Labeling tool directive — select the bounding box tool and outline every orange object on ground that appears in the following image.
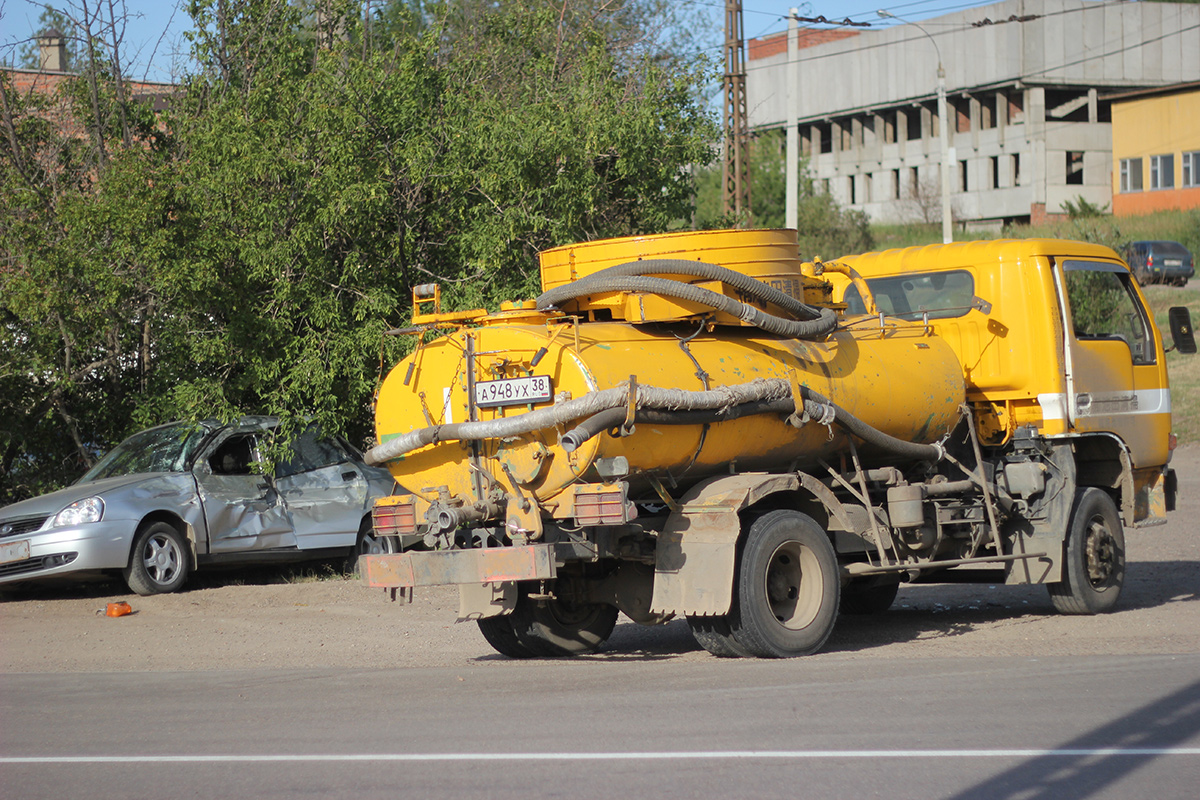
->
[105,602,132,617]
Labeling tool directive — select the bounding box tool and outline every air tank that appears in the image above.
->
[372,230,965,510]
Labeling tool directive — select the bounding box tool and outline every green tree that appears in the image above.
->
[694,129,872,259]
[0,0,716,502]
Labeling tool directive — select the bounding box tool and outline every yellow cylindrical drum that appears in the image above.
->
[375,319,964,506]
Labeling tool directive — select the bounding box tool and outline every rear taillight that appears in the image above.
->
[373,497,418,536]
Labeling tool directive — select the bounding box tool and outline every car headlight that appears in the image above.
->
[52,496,104,527]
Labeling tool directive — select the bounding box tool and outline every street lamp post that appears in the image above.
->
[878,10,952,244]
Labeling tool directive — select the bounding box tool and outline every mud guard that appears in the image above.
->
[650,473,804,617]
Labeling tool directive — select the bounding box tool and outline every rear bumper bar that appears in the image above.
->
[360,544,557,589]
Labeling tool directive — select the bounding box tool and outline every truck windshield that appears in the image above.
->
[78,422,211,483]
[843,270,976,320]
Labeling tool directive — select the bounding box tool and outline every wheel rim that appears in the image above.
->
[359,532,396,556]
[763,540,823,630]
[142,533,182,585]
[1084,514,1117,588]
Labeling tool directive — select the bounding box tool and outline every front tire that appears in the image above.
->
[1048,488,1125,614]
[124,521,190,595]
[728,510,840,658]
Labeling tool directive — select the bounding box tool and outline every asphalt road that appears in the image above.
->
[3,448,1199,799]
[3,653,1200,799]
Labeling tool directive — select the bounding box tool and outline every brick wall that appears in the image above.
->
[748,28,860,60]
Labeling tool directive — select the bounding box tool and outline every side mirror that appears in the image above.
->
[1168,306,1196,354]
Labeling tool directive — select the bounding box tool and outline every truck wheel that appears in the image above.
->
[476,614,535,659]
[840,580,900,615]
[729,510,840,658]
[1049,488,1125,615]
[686,615,752,657]
[124,521,190,595]
[509,580,619,657]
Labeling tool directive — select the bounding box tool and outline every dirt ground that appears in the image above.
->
[3,447,1198,672]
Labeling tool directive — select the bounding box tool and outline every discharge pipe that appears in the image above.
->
[366,378,947,466]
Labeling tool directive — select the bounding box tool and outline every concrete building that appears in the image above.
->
[1109,82,1200,216]
[746,0,1200,230]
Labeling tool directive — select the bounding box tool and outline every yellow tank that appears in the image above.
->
[372,230,965,517]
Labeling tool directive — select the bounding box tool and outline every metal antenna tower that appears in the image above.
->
[722,0,750,225]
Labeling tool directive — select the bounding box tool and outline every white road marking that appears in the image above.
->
[4,749,1200,763]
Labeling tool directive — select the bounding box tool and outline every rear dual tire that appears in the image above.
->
[477,582,618,658]
[725,510,840,658]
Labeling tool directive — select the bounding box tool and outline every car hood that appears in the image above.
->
[0,473,181,520]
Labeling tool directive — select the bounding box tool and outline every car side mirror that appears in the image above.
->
[1168,306,1196,354]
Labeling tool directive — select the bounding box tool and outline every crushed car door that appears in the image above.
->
[194,430,296,553]
[272,427,371,550]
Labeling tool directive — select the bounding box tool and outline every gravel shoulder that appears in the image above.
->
[3,448,1198,673]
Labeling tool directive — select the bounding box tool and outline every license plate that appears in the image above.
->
[1164,259,1183,266]
[474,376,553,408]
[0,539,30,565]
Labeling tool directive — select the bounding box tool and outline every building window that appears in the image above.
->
[1150,154,1174,190]
[991,156,1001,189]
[893,168,902,199]
[819,123,832,154]
[960,160,969,192]
[1120,158,1143,193]
[1007,91,1025,124]
[1067,151,1084,186]
[1182,151,1199,188]
[907,108,923,142]
[1012,154,1021,186]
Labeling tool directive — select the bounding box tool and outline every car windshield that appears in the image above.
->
[1153,242,1191,257]
[78,423,211,483]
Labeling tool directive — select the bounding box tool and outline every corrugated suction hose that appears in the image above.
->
[365,379,946,465]
[536,260,838,339]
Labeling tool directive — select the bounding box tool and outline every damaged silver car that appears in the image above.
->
[0,417,402,594]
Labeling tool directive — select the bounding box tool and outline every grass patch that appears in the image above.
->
[868,209,1200,257]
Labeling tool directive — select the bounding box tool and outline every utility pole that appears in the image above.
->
[785,9,799,230]
[723,0,750,225]
[878,10,953,243]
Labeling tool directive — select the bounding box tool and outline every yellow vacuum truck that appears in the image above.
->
[360,229,1195,658]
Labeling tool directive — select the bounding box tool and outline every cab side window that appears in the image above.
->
[1063,260,1153,365]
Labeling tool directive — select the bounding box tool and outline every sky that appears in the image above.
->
[1,0,992,82]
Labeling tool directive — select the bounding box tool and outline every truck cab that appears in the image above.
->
[831,239,1186,527]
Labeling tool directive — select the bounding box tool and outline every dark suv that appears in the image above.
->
[1124,240,1195,286]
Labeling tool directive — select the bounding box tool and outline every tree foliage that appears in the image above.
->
[694,129,873,260]
[0,0,716,502]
